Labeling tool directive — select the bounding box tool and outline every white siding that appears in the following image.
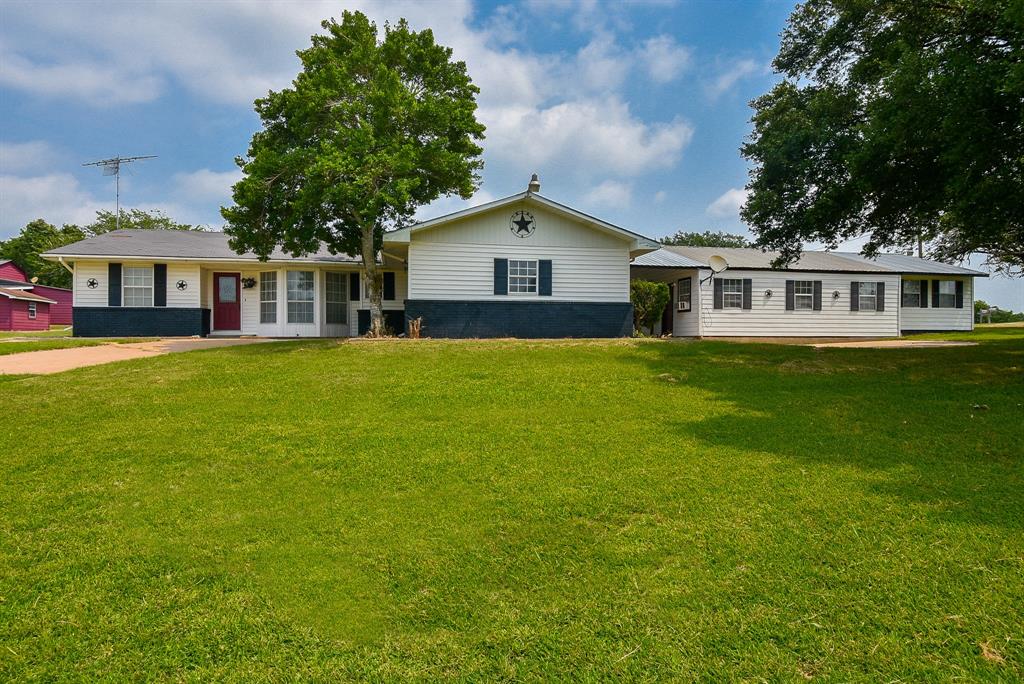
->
[409,243,629,302]
[406,201,632,303]
[73,261,107,307]
[166,263,201,307]
[697,270,901,337]
[899,277,974,331]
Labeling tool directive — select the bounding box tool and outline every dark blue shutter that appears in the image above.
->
[813,280,822,311]
[742,279,752,310]
[955,280,964,308]
[349,273,359,300]
[785,280,795,310]
[876,281,885,311]
[494,259,508,295]
[538,260,552,296]
[919,280,928,308]
[154,264,167,307]
[108,263,122,306]
[383,272,395,301]
[713,278,723,309]
[932,279,940,308]
[850,281,859,311]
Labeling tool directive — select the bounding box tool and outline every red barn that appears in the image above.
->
[0,288,55,331]
[0,259,73,327]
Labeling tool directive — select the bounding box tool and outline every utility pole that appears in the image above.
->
[82,155,157,231]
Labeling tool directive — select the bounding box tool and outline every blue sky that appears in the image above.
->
[1,0,1019,308]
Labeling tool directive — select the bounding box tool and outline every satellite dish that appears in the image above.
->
[708,255,729,273]
[30,276,39,283]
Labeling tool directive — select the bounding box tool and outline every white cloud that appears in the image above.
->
[0,140,64,174]
[639,36,692,83]
[706,58,762,100]
[0,51,164,106]
[0,173,107,233]
[582,180,632,208]
[172,168,243,203]
[654,190,667,203]
[483,98,693,179]
[706,187,748,218]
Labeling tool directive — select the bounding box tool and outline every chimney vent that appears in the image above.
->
[527,173,540,193]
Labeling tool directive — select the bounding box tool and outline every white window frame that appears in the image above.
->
[28,301,37,319]
[902,280,921,308]
[722,278,743,309]
[937,280,956,308]
[325,271,348,325]
[122,266,154,307]
[794,280,814,310]
[858,282,877,311]
[677,278,691,312]
[508,259,538,295]
[259,271,277,324]
[287,270,315,324]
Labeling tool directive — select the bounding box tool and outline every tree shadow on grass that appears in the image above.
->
[633,338,1024,531]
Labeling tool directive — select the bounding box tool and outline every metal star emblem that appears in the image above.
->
[510,211,536,237]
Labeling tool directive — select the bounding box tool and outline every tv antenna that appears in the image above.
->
[82,155,157,231]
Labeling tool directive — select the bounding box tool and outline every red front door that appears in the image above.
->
[213,273,241,331]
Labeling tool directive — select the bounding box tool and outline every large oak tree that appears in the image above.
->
[742,0,1023,274]
[222,11,485,334]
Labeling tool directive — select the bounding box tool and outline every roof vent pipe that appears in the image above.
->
[527,173,540,193]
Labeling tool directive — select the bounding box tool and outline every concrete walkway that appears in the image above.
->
[810,339,977,349]
[0,338,273,375]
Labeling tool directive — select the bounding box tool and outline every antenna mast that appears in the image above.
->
[82,155,157,231]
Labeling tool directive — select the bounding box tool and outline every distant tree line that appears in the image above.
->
[0,210,200,289]
[660,230,751,248]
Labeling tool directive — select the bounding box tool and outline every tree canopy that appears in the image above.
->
[222,10,485,334]
[0,209,199,289]
[660,230,751,248]
[742,0,1023,275]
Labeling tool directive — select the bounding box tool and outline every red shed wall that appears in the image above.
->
[0,299,10,330]
[30,284,72,325]
[5,299,50,331]
[0,262,28,281]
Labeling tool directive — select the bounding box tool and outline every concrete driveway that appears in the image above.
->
[0,338,274,375]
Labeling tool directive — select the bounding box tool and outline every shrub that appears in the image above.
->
[631,280,670,336]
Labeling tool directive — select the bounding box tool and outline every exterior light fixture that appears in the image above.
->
[764,289,773,298]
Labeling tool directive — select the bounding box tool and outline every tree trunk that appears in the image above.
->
[361,226,385,336]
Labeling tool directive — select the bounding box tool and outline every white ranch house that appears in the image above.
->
[42,180,983,339]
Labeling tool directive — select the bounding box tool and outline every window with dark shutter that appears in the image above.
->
[785,280,795,310]
[812,280,822,310]
[494,258,508,295]
[538,260,552,296]
[713,278,723,309]
[955,280,964,308]
[932,279,940,308]
[154,264,167,307]
[108,263,122,307]
[742,279,752,309]
[850,281,859,311]
[876,281,885,311]
[919,280,928,308]
[349,272,360,301]
[383,272,395,301]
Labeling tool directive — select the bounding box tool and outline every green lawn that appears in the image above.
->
[0,326,73,339]
[0,338,143,356]
[1,331,1021,680]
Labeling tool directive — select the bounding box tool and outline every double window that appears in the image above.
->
[123,266,154,307]
[858,282,878,311]
[937,280,957,308]
[325,272,348,325]
[902,280,921,307]
[722,278,743,309]
[508,259,538,294]
[677,277,691,311]
[794,280,814,310]
[259,272,277,324]
[28,302,37,319]
[287,271,314,324]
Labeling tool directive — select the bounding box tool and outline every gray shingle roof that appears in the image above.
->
[832,251,987,276]
[41,230,362,264]
[633,246,987,276]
